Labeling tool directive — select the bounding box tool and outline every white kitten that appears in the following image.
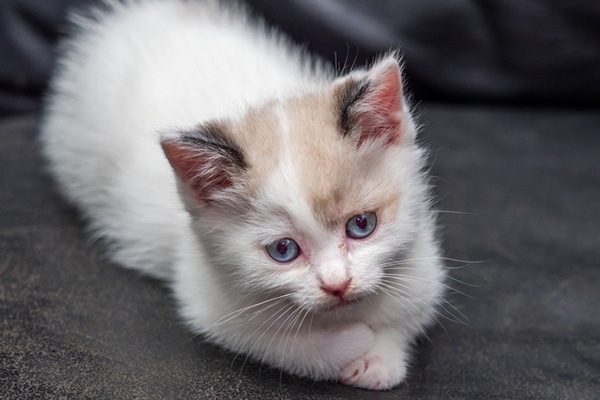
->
[41,0,445,390]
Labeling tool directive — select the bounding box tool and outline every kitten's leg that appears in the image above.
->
[252,322,375,381]
[339,327,410,390]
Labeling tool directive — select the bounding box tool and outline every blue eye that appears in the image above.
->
[346,212,377,239]
[266,238,301,263]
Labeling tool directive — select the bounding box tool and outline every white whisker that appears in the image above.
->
[205,292,293,331]
[384,273,473,298]
[239,303,297,373]
[377,283,437,343]
[379,278,469,327]
[433,210,476,216]
[379,256,485,267]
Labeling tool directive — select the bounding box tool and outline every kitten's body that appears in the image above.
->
[41,0,445,390]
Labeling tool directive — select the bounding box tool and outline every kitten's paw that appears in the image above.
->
[339,352,407,390]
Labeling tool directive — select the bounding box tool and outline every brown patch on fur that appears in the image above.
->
[196,71,403,225]
[215,104,284,193]
[284,89,349,222]
[281,84,401,230]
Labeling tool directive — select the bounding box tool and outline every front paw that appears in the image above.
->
[339,351,407,390]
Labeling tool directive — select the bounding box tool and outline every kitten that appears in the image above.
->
[41,0,445,390]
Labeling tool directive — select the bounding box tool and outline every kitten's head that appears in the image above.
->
[162,56,429,316]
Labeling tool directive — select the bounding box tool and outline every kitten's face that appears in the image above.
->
[163,57,426,315]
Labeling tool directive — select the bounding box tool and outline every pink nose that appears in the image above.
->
[321,278,351,298]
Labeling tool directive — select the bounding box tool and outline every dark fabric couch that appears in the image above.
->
[1,1,599,398]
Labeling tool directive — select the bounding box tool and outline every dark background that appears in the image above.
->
[1,0,600,116]
[1,1,599,398]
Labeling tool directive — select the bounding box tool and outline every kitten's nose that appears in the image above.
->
[321,278,351,298]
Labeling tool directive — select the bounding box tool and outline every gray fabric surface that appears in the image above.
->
[1,106,599,398]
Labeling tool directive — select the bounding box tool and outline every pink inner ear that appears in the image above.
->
[357,60,404,147]
[162,140,234,202]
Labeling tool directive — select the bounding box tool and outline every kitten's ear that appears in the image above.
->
[337,56,410,148]
[161,124,247,206]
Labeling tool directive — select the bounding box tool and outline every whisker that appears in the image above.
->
[239,303,297,374]
[292,308,311,349]
[444,274,482,289]
[433,210,476,216]
[278,307,310,387]
[277,307,307,382]
[383,273,474,298]
[379,256,485,267]
[259,305,303,381]
[230,300,293,372]
[378,283,448,339]
[377,284,437,343]
[205,292,293,331]
[379,278,470,327]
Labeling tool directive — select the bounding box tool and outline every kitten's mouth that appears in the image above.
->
[327,296,363,312]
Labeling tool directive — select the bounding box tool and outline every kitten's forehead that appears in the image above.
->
[276,89,394,222]
[224,85,398,227]
[223,87,342,184]
[282,91,361,221]
[224,103,285,180]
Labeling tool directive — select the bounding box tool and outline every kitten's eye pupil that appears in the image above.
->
[346,212,377,239]
[276,240,288,255]
[355,215,368,230]
[266,238,300,263]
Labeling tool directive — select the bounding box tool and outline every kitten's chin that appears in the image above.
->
[323,296,364,313]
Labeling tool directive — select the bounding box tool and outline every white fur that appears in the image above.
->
[41,0,445,390]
